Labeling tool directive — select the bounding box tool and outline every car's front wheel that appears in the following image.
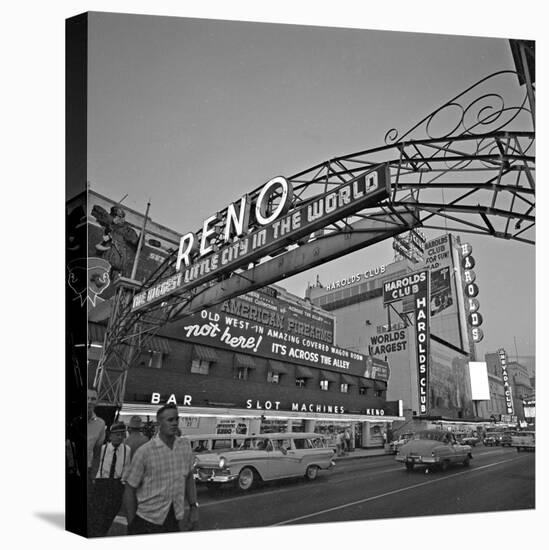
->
[237,467,257,491]
[305,465,319,481]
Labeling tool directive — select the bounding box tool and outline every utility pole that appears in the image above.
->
[513,336,519,363]
[131,200,151,280]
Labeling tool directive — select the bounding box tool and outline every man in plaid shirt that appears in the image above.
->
[124,404,199,535]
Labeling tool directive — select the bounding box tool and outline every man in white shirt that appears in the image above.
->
[124,404,199,535]
[89,421,131,537]
[87,389,106,480]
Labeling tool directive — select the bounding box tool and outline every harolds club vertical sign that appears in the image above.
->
[383,270,431,415]
[414,272,430,414]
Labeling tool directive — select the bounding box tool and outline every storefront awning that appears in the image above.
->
[194,345,218,363]
[359,378,375,388]
[320,370,340,383]
[373,380,387,390]
[235,353,257,369]
[139,335,171,354]
[295,365,314,379]
[341,374,357,386]
[268,360,290,375]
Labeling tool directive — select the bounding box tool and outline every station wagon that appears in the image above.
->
[193,432,336,490]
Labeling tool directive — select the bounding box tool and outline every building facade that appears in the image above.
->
[72,190,404,448]
[306,233,484,433]
[483,352,533,425]
[476,353,507,420]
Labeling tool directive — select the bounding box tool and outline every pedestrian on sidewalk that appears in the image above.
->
[89,421,131,537]
[344,429,351,452]
[87,389,106,481]
[336,431,345,456]
[123,404,199,535]
[125,415,149,458]
[86,388,106,537]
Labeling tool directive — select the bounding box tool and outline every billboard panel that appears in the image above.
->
[424,234,455,318]
[166,296,376,379]
[423,233,464,350]
[429,340,474,418]
[220,289,335,345]
[469,361,490,400]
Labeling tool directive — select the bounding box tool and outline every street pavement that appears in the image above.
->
[333,446,388,461]
[104,444,534,537]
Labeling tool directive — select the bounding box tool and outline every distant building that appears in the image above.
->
[306,233,481,432]
[483,351,533,425]
[507,359,534,422]
[482,352,509,420]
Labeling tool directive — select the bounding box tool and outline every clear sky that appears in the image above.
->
[87,12,535,364]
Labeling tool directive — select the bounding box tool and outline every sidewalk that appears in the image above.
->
[333,447,391,462]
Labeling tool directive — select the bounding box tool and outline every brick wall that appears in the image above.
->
[123,337,390,414]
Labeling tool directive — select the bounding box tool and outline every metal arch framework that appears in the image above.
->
[94,69,535,407]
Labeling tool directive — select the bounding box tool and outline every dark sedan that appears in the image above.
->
[483,433,503,446]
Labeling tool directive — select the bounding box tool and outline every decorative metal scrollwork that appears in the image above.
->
[384,70,533,145]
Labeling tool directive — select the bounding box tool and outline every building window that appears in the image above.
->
[190,358,210,375]
[375,389,384,398]
[320,380,329,391]
[142,351,163,369]
[340,383,349,393]
[267,371,280,384]
[295,377,306,388]
[359,387,367,395]
[236,367,249,380]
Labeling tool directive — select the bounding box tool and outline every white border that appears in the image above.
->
[5,2,544,550]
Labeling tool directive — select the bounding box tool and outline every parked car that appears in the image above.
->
[483,432,503,446]
[389,432,414,454]
[395,430,473,472]
[193,433,336,491]
[458,434,480,447]
[510,431,535,452]
[500,431,517,447]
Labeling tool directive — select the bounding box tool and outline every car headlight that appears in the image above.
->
[219,456,226,469]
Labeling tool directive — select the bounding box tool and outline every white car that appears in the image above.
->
[510,431,535,452]
[389,432,414,454]
[193,433,336,491]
